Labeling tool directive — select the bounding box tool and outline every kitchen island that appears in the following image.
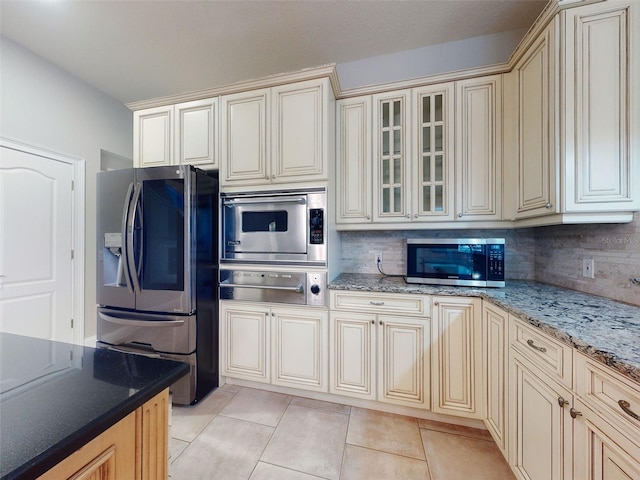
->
[0,333,189,480]
[329,274,640,384]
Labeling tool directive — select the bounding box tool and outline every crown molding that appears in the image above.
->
[126,63,340,111]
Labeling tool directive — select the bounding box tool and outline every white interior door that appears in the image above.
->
[0,145,75,343]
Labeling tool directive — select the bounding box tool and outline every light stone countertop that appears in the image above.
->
[328,274,640,385]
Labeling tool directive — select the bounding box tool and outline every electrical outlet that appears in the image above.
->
[583,258,594,278]
[374,252,383,265]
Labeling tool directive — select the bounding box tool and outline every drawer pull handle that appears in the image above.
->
[558,396,569,408]
[370,301,385,306]
[527,339,547,353]
[618,400,640,421]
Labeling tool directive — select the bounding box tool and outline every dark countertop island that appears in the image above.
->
[328,275,640,385]
[0,333,189,480]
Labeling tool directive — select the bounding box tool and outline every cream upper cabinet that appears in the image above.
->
[413,83,455,221]
[372,89,412,222]
[335,96,372,224]
[221,88,270,185]
[175,98,218,168]
[482,302,509,459]
[507,19,558,219]
[133,99,218,169]
[455,75,503,221]
[221,78,333,189]
[431,296,483,419]
[562,0,639,212]
[505,0,639,223]
[329,291,430,409]
[134,105,173,168]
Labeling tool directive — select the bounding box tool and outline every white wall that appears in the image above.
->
[0,36,133,339]
[337,29,526,91]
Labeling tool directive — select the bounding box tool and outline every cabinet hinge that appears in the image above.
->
[71,250,74,260]
[71,180,74,190]
[71,318,74,329]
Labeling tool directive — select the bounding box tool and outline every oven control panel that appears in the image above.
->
[309,208,324,245]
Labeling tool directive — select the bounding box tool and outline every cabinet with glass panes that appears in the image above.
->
[371,85,454,223]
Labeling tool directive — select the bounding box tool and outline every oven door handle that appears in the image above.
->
[220,282,304,293]
[98,312,185,327]
[223,197,306,206]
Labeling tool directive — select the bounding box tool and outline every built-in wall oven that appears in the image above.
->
[221,188,326,266]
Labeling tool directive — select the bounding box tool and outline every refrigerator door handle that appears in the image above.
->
[98,311,186,327]
[126,182,142,294]
[121,182,136,294]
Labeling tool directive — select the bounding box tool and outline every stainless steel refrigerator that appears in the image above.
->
[96,165,218,405]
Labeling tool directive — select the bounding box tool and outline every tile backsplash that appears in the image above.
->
[533,212,640,307]
[339,212,640,306]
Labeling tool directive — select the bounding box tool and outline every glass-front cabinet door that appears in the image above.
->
[372,90,411,222]
[413,84,454,221]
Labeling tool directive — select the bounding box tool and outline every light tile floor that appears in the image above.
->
[169,385,514,480]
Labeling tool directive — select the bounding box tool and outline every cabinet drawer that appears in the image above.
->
[575,352,640,447]
[510,318,572,388]
[330,290,428,317]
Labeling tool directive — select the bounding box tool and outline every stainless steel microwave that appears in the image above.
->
[406,238,505,287]
[221,188,326,265]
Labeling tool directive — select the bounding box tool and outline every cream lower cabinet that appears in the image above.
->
[510,351,574,480]
[432,296,483,419]
[573,352,640,480]
[329,291,430,409]
[482,302,509,457]
[220,301,328,392]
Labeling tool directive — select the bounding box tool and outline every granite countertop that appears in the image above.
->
[0,333,190,480]
[328,274,640,385]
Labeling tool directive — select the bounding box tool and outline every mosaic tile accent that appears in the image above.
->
[328,274,640,385]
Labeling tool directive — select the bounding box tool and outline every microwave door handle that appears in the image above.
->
[126,182,142,294]
[120,182,135,294]
[220,282,304,293]
[223,197,307,206]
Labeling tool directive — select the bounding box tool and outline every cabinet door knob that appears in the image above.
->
[406,214,410,218]
[458,213,463,218]
[271,174,276,180]
[415,214,418,218]
[367,215,371,220]
[545,203,553,209]
[434,301,439,306]
[570,408,582,419]
[527,339,547,353]
[618,400,640,420]
[558,396,569,408]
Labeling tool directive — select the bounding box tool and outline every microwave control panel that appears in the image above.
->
[309,208,324,244]
[487,244,505,281]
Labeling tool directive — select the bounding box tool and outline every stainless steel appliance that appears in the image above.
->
[406,238,505,287]
[220,269,326,306]
[96,165,219,405]
[221,188,326,265]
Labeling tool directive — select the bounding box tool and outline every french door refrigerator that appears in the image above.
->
[96,165,218,405]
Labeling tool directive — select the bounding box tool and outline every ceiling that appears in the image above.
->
[0,0,548,104]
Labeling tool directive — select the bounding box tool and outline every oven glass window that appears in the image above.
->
[242,211,288,232]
